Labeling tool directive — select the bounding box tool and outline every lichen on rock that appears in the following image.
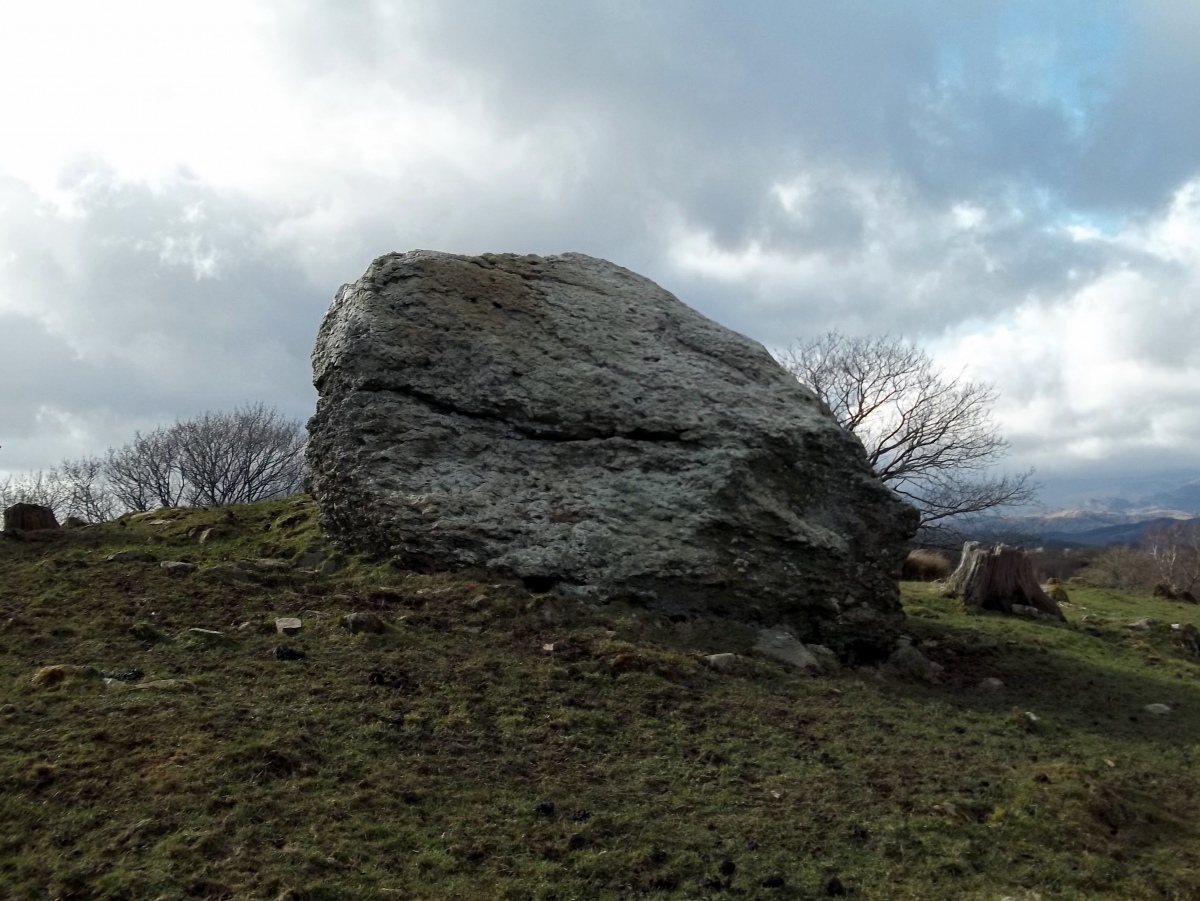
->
[305,250,918,658]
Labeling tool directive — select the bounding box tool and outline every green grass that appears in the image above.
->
[3,500,1200,899]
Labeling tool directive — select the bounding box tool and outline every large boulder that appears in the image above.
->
[3,503,60,532]
[305,251,918,657]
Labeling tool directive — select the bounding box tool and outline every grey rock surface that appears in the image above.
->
[306,250,918,656]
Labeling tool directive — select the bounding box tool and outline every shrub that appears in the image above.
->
[902,548,952,581]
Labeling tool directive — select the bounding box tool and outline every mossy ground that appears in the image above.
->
[2,499,1199,899]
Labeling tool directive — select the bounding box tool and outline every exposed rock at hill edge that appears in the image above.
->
[305,250,918,658]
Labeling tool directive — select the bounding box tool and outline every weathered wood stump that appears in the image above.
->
[947,542,1065,620]
[3,503,60,532]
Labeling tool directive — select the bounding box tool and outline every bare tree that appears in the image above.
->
[1145,520,1200,595]
[4,404,304,518]
[105,426,188,511]
[58,456,119,522]
[778,332,1036,540]
[0,468,71,514]
[175,404,305,506]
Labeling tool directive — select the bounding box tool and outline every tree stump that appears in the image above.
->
[947,542,1065,620]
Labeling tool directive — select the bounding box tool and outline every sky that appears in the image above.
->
[2,0,1199,508]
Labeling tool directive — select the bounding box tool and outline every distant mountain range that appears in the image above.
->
[975,476,1200,547]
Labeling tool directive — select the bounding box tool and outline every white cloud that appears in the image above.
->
[930,177,1200,474]
[1,0,1200,505]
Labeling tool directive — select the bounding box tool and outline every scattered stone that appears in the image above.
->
[534,800,556,816]
[886,641,943,683]
[699,876,723,890]
[183,628,230,647]
[824,875,847,896]
[160,561,197,576]
[198,527,226,544]
[342,612,386,634]
[1180,623,1200,658]
[1128,618,1156,630]
[319,558,342,576]
[272,645,306,661]
[1145,703,1172,715]
[703,653,741,673]
[106,550,157,564]
[753,628,831,674]
[31,665,100,688]
[718,860,736,877]
[63,515,88,528]
[760,875,785,889]
[1016,711,1040,732]
[305,250,918,658]
[275,617,303,636]
[978,677,1005,692]
[3,503,59,532]
[100,668,144,683]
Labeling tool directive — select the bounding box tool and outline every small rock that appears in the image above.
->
[275,617,303,636]
[718,860,736,877]
[63,515,88,528]
[978,677,1005,692]
[534,800,555,816]
[887,643,943,683]
[1145,703,1172,715]
[272,645,306,661]
[106,550,157,564]
[703,653,740,673]
[1128,618,1156,630]
[319,557,342,576]
[753,627,829,674]
[760,875,785,889]
[187,627,225,639]
[1179,623,1200,658]
[160,561,197,576]
[100,668,144,683]
[1016,711,1040,732]
[342,612,386,634]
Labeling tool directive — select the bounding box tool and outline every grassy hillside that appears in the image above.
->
[2,498,1199,900]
